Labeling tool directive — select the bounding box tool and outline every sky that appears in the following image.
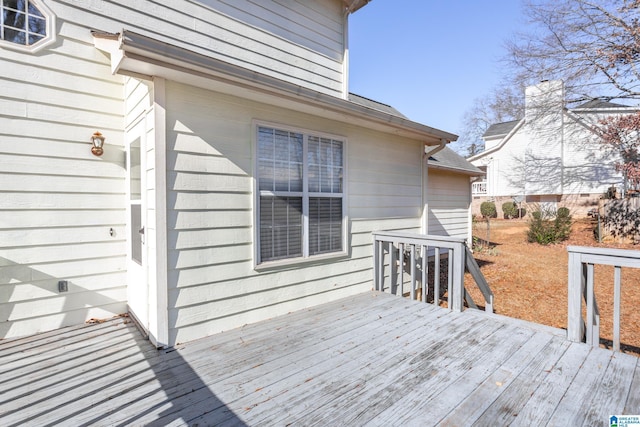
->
[348,0,527,150]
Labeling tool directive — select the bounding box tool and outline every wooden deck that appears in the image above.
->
[1,291,639,426]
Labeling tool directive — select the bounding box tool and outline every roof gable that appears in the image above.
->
[572,99,629,110]
[483,120,521,139]
[348,93,407,118]
[429,146,483,176]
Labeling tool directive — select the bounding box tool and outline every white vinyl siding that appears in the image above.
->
[428,170,472,240]
[256,125,345,263]
[53,0,346,97]
[0,8,126,339]
[164,81,423,345]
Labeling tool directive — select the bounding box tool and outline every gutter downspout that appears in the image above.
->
[422,138,449,234]
[425,138,448,158]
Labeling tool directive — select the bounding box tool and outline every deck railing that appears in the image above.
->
[372,231,493,313]
[472,181,487,195]
[567,245,640,352]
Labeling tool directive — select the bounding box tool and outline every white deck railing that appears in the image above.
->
[567,245,640,352]
[372,231,493,312]
[472,181,487,195]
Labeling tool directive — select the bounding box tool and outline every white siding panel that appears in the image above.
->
[0,257,126,284]
[171,228,252,251]
[428,170,472,240]
[169,192,252,211]
[0,15,127,339]
[171,152,249,176]
[0,173,123,194]
[0,154,125,178]
[0,210,125,229]
[2,288,126,321]
[169,210,253,230]
[0,226,125,248]
[52,0,345,97]
[164,81,424,345]
[0,272,126,301]
[192,0,343,56]
[1,193,124,210]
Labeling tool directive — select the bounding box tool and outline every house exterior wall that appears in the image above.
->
[478,117,621,200]
[561,116,621,196]
[0,5,127,339]
[2,0,465,345]
[427,170,473,242]
[164,80,424,344]
[55,0,347,98]
[523,81,564,196]
[471,81,626,216]
[483,130,529,199]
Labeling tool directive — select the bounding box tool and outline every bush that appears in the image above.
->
[480,201,497,218]
[557,207,570,218]
[502,201,518,219]
[527,207,572,245]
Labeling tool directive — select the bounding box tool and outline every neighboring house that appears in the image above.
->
[468,80,638,216]
[0,0,475,347]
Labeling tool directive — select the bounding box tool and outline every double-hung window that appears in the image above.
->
[257,125,345,264]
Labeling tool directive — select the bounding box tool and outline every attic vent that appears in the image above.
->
[0,0,56,52]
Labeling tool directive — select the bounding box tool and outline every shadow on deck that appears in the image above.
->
[1,291,639,426]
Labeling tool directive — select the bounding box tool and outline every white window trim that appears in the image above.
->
[0,0,56,53]
[253,120,349,269]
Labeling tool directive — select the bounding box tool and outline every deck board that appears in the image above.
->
[1,291,638,426]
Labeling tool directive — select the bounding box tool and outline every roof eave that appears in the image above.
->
[344,0,371,13]
[93,30,456,145]
[570,106,638,113]
[428,162,484,176]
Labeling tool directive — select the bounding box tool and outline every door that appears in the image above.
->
[126,123,148,331]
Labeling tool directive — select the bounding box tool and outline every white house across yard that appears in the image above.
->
[469,80,638,216]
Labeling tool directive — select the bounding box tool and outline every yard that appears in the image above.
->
[466,217,640,355]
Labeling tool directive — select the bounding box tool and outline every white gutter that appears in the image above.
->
[424,138,448,158]
[93,30,457,145]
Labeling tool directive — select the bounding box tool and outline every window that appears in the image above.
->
[0,0,55,52]
[257,125,345,264]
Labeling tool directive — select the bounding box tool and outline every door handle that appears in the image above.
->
[139,226,145,244]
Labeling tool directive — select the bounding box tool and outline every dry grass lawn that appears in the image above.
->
[465,217,640,356]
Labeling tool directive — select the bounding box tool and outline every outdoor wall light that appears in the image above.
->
[91,131,105,156]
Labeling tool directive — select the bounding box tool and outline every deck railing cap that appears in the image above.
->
[567,245,640,260]
[372,230,467,244]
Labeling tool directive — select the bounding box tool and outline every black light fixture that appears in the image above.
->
[91,131,105,156]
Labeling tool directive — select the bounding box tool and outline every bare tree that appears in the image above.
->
[504,0,640,105]
[456,85,525,157]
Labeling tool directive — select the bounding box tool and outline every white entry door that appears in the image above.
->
[126,123,148,332]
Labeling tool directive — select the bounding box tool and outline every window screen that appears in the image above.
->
[257,126,345,263]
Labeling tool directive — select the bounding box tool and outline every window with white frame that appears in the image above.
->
[257,125,345,263]
[0,0,56,52]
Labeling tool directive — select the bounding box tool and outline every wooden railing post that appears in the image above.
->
[450,241,465,312]
[567,245,640,351]
[567,250,583,342]
[373,237,379,291]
